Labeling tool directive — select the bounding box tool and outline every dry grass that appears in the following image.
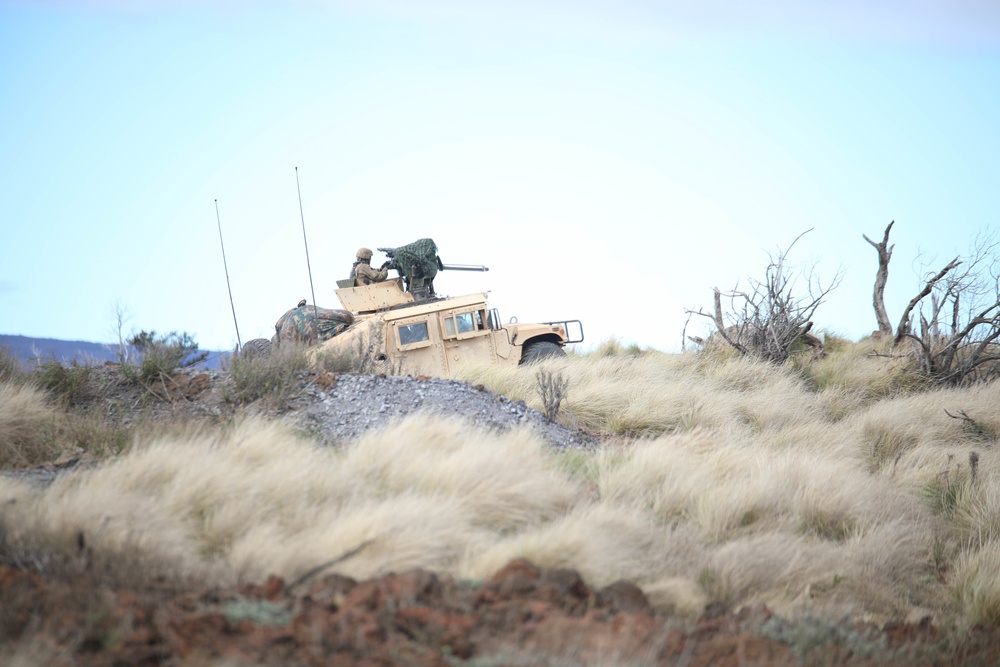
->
[224,341,311,404]
[953,543,1000,625]
[6,336,1000,628]
[457,351,822,439]
[0,382,62,469]
[0,346,27,385]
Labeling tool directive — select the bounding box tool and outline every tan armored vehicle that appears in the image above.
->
[316,238,583,377]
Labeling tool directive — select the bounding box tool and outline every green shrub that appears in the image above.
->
[120,331,207,385]
[32,359,93,406]
[225,342,310,404]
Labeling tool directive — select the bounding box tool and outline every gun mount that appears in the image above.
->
[377,238,487,300]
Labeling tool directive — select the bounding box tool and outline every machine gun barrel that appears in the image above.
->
[440,263,489,272]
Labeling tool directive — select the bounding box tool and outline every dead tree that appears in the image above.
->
[686,230,838,363]
[864,222,1000,385]
[863,220,895,338]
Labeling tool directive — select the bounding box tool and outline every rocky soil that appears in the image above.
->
[4,365,1000,665]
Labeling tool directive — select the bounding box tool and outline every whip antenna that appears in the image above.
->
[215,199,242,351]
[294,167,320,337]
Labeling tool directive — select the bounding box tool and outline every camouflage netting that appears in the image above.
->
[273,305,354,346]
[384,238,440,292]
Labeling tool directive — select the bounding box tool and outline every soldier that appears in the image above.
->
[352,247,389,286]
[274,299,354,347]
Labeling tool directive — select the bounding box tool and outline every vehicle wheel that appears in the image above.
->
[241,338,273,358]
[519,341,567,365]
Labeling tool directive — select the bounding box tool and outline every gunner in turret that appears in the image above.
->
[351,247,389,286]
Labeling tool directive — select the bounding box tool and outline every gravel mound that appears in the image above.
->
[292,373,597,451]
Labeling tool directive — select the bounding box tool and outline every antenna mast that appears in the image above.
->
[295,167,320,335]
[214,199,242,351]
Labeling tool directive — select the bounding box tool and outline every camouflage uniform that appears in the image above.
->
[354,260,388,286]
[273,303,354,347]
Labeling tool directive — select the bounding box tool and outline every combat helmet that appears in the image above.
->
[356,247,373,261]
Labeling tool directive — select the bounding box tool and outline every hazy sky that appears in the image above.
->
[2,1,998,353]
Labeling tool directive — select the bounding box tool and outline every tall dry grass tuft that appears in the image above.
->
[852,382,1000,480]
[343,416,580,531]
[0,346,27,385]
[948,463,1000,549]
[458,504,667,587]
[592,428,938,616]
[589,337,645,357]
[798,336,922,400]
[953,544,1000,625]
[698,533,840,609]
[595,432,926,540]
[0,383,62,468]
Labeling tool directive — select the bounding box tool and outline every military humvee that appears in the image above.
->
[316,238,584,377]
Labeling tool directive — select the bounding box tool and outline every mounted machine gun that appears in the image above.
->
[378,238,487,300]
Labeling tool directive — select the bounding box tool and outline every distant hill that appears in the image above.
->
[0,334,226,370]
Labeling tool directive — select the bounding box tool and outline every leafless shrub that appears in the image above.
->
[687,230,838,363]
[866,222,1000,386]
[535,368,569,421]
[110,301,132,365]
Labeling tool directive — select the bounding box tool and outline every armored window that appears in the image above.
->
[444,312,476,337]
[397,321,430,345]
[457,313,475,333]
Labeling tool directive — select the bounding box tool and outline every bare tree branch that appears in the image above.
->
[863,220,895,337]
[712,288,748,355]
[893,258,961,346]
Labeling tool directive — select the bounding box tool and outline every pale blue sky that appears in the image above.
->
[1,1,998,352]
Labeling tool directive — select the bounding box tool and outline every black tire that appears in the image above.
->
[241,338,273,358]
[519,340,567,365]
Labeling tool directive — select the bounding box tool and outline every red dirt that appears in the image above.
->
[3,559,998,666]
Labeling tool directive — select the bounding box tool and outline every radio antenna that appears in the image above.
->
[295,167,320,337]
[214,199,242,351]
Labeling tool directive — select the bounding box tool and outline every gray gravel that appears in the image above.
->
[290,373,597,451]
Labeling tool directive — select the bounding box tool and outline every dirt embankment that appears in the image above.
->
[5,557,998,666]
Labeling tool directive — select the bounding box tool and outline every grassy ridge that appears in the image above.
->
[2,338,1000,627]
